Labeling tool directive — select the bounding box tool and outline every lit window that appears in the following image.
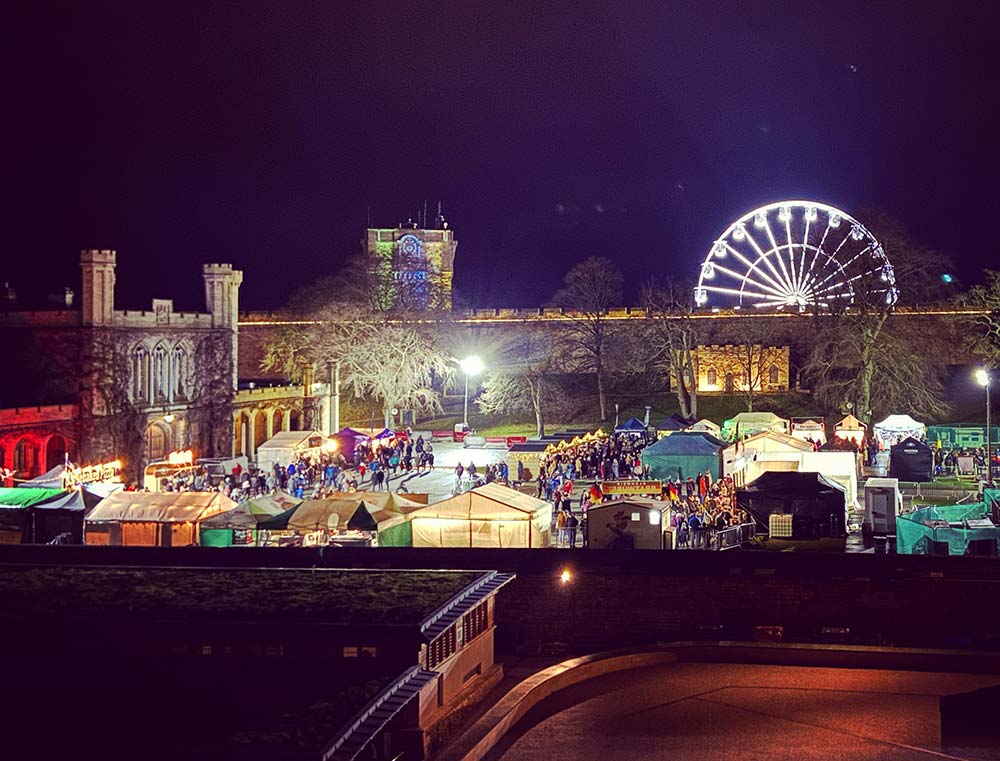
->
[343,646,359,658]
[361,646,377,658]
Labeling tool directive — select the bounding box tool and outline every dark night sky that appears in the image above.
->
[5,1,1000,311]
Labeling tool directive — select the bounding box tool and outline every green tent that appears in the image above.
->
[0,488,65,507]
[199,491,302,546]
[640,432,725,481]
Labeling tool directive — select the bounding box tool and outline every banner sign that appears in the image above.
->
[61,460,122,489]
[598,480,663,496]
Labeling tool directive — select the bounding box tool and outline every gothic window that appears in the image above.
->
[769,365,780,384]
[706,367,717,386]
[133,348,148,401]
[171,347,186,399]
[153,346,166,401]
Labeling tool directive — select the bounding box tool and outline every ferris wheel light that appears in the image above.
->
[805,207,818,222]
[714,242,727,257]
[701,262,716,279]
[850,224,864,241]
[694,287,708,306]
[754,212,767,228]
[778,206,792,222]
[829,214,841,228]
[733,224,747,241]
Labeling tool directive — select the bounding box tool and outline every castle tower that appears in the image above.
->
[363,219,456,308]
[202,263,244,389]
[80,249,117,326]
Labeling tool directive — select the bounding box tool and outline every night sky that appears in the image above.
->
[6,1,1000,311]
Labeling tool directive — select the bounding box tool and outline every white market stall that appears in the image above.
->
[255,430,330,469]
[790,419,827,446]
[833,414,867,447]
[410,482,552,548]
[722,412,790,442]
[686,419,722,438]
[85,491,235,546]
[873,415,926,448]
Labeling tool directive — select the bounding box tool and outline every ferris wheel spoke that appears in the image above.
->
[784,217,799,292]
[807,246,872,292]
[721,244,793,296]
[741,229,793,293]
[803,223,832,288]
[710,262,793,299]
[798,216,812,291]
[700,285,773,301]
[761,217,795,294]
[811,269,876,297]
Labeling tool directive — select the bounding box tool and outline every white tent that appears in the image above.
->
[790,419,827,445]
[255,430,328,468]
[724,412,790,441]
[410,483,552,548]
[833,414,867,446]
[874,415,926,446]
[85,491,236,546]
[686,419,722,437]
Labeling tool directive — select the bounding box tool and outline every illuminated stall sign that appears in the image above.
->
[61,460,122,489]
[598,480,663,496]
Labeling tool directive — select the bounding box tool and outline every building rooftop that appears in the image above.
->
[0,566,486,626]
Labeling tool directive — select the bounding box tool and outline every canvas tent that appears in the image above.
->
[85,491,235,546]
[614,417,648,436]
[199,491,301,546]
[833,414,867,446]
[332,427,370,463]
[255,430,328,468]
[409,483,552,548]
[29,487,103,543]
[874,415,926,446]
[655,415,690,436]
[889,437,933,482]
[0,487,90,544]
[790,419,827,445]
[722,412,790,441]
[686,419,722,437]
[640,432,725,481]
[586,499,672,549]
[736,472,847,539]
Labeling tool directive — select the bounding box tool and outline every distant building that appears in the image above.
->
[363,216,457,308]
[691,344,791,394]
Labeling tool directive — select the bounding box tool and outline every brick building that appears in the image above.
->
[363,219,457,308]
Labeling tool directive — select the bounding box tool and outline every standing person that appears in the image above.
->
[517,460,524,483]
[374,468,385,491]
[555,508,567,547]
[566,509,579,548]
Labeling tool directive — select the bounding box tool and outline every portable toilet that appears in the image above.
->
[863,477,902,548]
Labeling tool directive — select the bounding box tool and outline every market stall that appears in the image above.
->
[254,430,331,469]
[874,414,926,448]
[655,414,692,437]
[686,419,722,438]
[199,491,301,547]
[585,498,672,549]
[640,431,726,482]
[614,417,649,437]
[506,441,550,481]
[889,436,933,482]
[85,491,235,546]
[332,427,371,464]
[736,471,847,540]
[790,419,827,446]
[833,414,867,447]
[28,487,103,543]
[0,487,68,544]
[409,482,552,548]
[721,412,790,441]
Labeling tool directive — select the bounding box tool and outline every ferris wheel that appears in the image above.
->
[694,201,897,311]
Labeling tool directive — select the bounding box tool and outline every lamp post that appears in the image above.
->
[460,355,485,429]
[977,369,992,485]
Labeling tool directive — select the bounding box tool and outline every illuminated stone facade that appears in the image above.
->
[363,226,456,307]
[692,344,791,394]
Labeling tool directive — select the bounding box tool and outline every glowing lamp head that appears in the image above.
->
[559,569,572,584]
[460,355,484,376]
[977,369,990,388]
[163,413,175,423]
[942,273,953,284]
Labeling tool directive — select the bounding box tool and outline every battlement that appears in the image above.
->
[80,249,117,265]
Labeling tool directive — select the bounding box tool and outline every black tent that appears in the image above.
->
[737,472,847,539]
[30,487,104,543]
[889,437,933,482]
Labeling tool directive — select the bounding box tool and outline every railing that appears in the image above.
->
[714,522,756,550]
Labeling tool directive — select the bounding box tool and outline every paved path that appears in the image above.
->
[487,663,1000,761]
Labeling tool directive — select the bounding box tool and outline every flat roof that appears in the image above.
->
[0,566,486,627]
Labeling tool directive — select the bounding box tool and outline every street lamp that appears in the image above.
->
[460,355,485,429]
[977,369,992,485]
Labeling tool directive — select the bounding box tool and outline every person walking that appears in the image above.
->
[566,510,579,548]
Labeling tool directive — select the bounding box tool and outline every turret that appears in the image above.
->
[80,249,116,325]
[202,263,243,389]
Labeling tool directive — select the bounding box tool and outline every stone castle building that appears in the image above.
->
[363,218,457,307]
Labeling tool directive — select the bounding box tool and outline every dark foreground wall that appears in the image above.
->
[3,545,1000,651]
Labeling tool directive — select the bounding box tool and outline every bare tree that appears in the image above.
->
[476,328,570,436]
[721,318,787,412]
[961,269,1000,365]
[641,278,701,419]
[800,212,953,426]
[550,257,624,421]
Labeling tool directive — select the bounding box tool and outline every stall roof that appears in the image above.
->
[615,417,648,432]
[835,414,867,431]
[0,487,66,507]
[875,414,925,432]
[201,491,301,528]
[643,431,726,455]
[257,430,326,449]
[735,430,814,452]
[259,498,360,531]
[33,487,104,512]
[508,441,552,453]
[86,491,236,523]
[412,483,550,521]
[328,491,425,514]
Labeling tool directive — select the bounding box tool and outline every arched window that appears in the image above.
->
[706,367,717,386]
[153,346,167,401]
[769,365,780,384]
[133,348,148,401]
[13,438,37,475]
[171,347,186,400]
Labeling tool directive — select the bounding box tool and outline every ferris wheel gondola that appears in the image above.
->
[694,201,897,311]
